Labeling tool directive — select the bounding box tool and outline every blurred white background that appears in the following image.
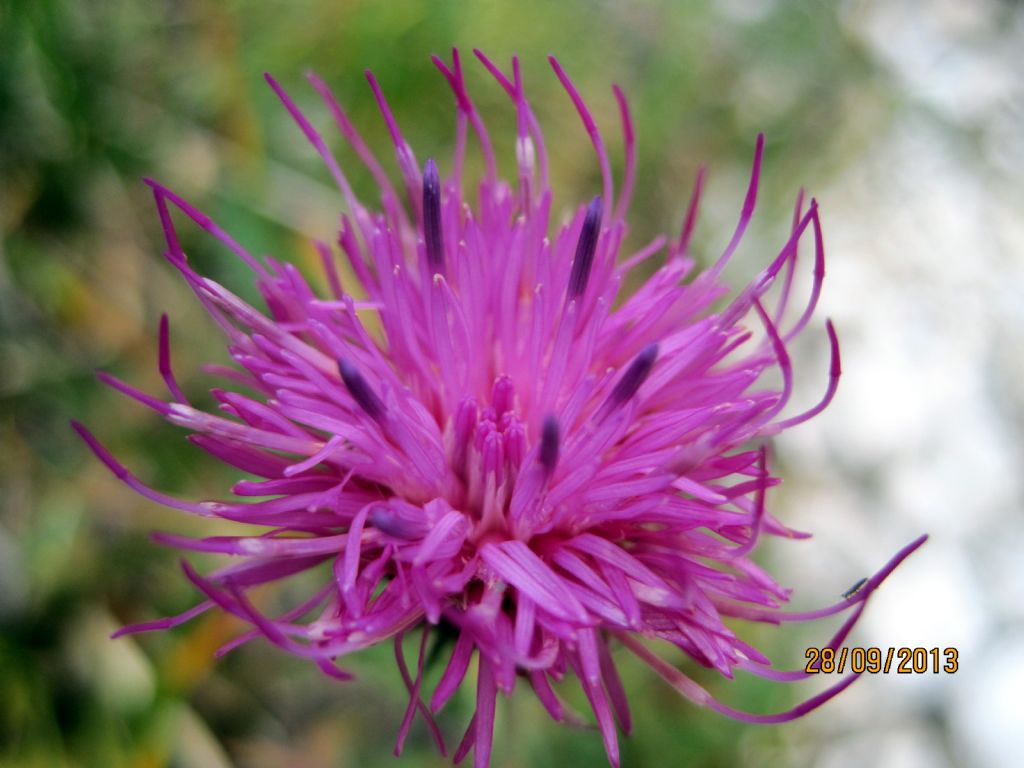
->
[773,2,1024,766]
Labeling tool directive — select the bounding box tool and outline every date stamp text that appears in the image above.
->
[804,647,958,674]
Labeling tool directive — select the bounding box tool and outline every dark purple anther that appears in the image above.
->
[338,359,385,421]
[369,505,427,540]
[423,158,444,274]
[567,196,602,299]
[539,415,560,474]
[609,343,658,406]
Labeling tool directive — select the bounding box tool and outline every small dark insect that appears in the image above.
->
[842,577,868,599]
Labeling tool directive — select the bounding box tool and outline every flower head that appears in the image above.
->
[75,50,925,767]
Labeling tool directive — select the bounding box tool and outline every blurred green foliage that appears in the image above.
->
[1,0,896,766]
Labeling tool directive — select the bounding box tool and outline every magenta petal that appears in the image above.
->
[473,656,498,768]
[111,600,214,638]
[432,631,475,713]
[481,541,588,624]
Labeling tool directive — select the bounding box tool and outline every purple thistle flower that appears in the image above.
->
[75,50,926,767]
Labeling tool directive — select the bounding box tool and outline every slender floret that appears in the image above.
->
[76,51,926,768]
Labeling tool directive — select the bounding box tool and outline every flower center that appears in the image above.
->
[451,375,528,541]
